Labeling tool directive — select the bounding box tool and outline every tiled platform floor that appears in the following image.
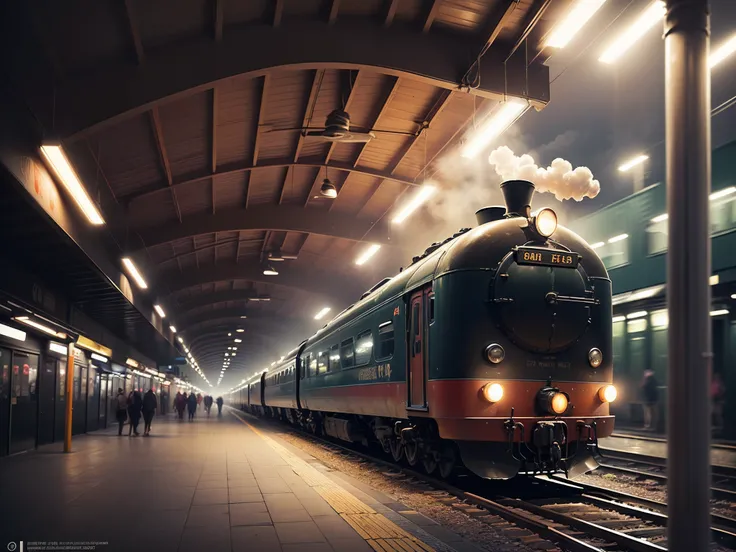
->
[601,434,736,467]
[0,409,478,552]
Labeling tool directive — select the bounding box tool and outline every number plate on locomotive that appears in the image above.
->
[515,247,580,268]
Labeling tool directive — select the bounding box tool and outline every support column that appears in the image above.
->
[664,1,711,551]
[64,342,75,452]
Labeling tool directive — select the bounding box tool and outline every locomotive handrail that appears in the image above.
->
[545,292,599,306]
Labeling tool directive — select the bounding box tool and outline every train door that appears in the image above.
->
[0,347,10,456]
[72,361,87,435]
[98,373,108,429]
[407,288,430,409]
[9,351,39,454]
[38,356,56,445]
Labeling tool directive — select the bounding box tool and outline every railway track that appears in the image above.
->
[235,410,736,551]
[596,449,736,501]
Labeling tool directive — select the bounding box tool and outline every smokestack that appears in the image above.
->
[501,179,535,217]
[475,206,506,226]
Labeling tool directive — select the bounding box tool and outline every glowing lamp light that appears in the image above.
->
[710,34,736,69]
[533,208,557,237]
[618,154,649,172]
[599,0,666,64]
[314,307,331,320]
[13,316,67,339]
[546,0,607,49]
[355,244,381,266]
[461,101,528,159]
[40,144,105,225]
[154,304,166,318]
[121,258,148,289]
[550,393,569,414]
[598,385,618,403]
[482,383,504,403]
[391,185,437,224]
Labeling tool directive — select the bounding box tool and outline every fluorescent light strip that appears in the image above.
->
[612,315,626,323]
[618,154,649,172]
[590,242,605,249]
[392,186,437,224]
[461,101,528,159]
[40,145,105,225]
[49,342,67,355]
[546,0,607,48]
[710,34,736,69]
[599,0,665,64]
[627,311,648,319]
[13,316,67,339]
[710,187,736,201]
[169,325,177,333]
[608,233,629,243]
[154,304,166,318]
[314,307,331,320]
[126,358,139,368]
[651,214,668,223]
[91,353,108,363]
[355,244,381,266]
[711,309,729,317]
[121,258,148,290]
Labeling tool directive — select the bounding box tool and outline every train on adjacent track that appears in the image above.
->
[230,179,616,479]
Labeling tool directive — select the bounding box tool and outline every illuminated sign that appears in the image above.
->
[515,247,580,268]
[76,335,112,357]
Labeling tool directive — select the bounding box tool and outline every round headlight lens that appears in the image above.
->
[598,385,617,403]
[550,392,569,414]
[534,208,558,237]
[588,348,603,368]
[485,344,505,364]
[483,383,504,403]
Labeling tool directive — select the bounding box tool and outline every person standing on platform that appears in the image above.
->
[187,391,197,421]
[142,388,157,436]
[216,396,223,416]
[641,370,659,431]
[204,395,213,416]
[175,392,186,420]
[127,389,143,436]
[115,388,128,436]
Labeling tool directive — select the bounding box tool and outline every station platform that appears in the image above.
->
[600,434,736,467]
[0,409,482,552]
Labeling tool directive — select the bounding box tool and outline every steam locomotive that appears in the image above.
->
[231,179,615,479]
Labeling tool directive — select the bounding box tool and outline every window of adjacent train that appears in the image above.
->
[326,344,339,371]
[355,331,373,366]
[317,351,327,374]
[340,339,355,369]
[376,321,395,360]
[428,294,435,323]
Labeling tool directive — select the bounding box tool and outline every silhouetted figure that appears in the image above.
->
[216,396,223,416]
[641,370,659,431]
[187,392,197,421]
[204,395,213,416]
[127,390,143,436]
[115,388,127,436]
[142,388,157,436]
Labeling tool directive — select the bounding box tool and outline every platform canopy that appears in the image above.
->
[6,0,564,383]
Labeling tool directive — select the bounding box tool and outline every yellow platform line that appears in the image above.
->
[232,413,436,552]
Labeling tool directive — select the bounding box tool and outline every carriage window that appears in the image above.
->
[355,331,373,366]
[376,321,395,360]
[428,294,435,323]
[340,339,355,369]
[317,351,327,374]
[312,354,320,376]
[302,355,309,379]
[329,344,341,371]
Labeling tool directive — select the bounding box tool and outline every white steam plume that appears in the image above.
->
[488,146,601,202]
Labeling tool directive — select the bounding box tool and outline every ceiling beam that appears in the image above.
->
[252,75,270,167]
[50,22,549,140]
[273,0,284,26]
[294,69,324,163]
[422,0,442,33]
[178,309,303,332]
[211,86,218,214]
[160,262,361,298]
[506,0,553,61]
[135,204,396,249]
[123,0,145,64]
[352,76,401,168]
[327,0,341,24]
[383,0,399,27]
[174,289,265,313]
[149,107,182,222]
[122,157,419,203]
[214,0,224,41]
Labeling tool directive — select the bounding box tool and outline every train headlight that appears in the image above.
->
[483,383,504,403]
[533,208,558,237]
[536,387,570,415]
[598,385,617,403]
[588,348,603,368]
[485,344,505,364]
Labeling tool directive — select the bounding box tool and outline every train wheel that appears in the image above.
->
[405,441,419,466]
[421,454,438,475]
[388,439,403,462]
[438,444,456,479]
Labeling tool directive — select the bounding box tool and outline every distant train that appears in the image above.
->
[231,179,616,479]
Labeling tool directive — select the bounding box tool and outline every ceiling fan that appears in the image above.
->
[303,109,376,144]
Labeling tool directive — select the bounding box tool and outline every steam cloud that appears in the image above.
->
[488,146,600,202]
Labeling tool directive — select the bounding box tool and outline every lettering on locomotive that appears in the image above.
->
[357,363,392,381]
[516,247,580,268]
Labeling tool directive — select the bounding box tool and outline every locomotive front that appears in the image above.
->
[429,179,614,479]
